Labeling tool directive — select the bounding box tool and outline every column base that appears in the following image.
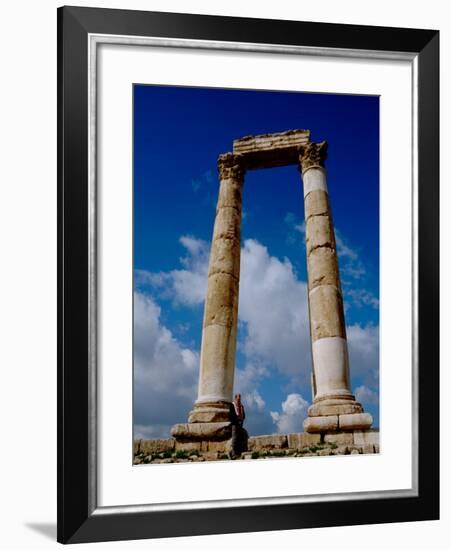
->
[304,397,373,433]
[171,400,233,442]
[308,396,363,417]
[171,421,232,442]
[188,400,232,423]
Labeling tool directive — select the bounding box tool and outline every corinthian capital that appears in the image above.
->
[298,141,328,173]
[217,153,244,181]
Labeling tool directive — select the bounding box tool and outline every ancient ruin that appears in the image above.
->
[171,129,374,450]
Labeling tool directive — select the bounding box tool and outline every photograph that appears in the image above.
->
[132,85,380,465]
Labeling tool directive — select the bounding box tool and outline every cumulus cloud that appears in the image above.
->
[347,323,379,381]
[135,236,209,306]
[334,232,381,313]
[245,389,266,411]
[355,385,379,407]
[239,239,311,379]
[346,288,379,310]
[138,236,312,381]
[135,233,379,437]
[270,393,309,433]
[234,362,270,396]
[133,291,199,438]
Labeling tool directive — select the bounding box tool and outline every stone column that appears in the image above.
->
[171,153,244,441]
[298,142,372,433]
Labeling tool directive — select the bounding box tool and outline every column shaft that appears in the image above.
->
[299,142,372,432]
[190,154,243,422]
[304,165,352,401]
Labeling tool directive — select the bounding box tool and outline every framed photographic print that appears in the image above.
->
[57,6,439,544]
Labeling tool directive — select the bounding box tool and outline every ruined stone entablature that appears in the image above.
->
[171,128,373,443]
[233,128,310,170]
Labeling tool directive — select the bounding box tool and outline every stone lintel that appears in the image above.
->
[233,129,310,170]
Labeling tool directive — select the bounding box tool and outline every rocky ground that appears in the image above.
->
[133,440,378,465]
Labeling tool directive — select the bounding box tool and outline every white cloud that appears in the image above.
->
[234,362,270,396]
[134,291,199,438]
[239,239,311,379]
[285,212,306,244]
[135,234,379,437]
[136,235,209,306]
[270,393,309,433]
[355,384,379,407]
[244,389,266,412]
[345,288,379,309]
[334,231,367,282]
[347,323,379,383]
[134,424,173,440]
[335,232,359,262]
[138,236,312,381]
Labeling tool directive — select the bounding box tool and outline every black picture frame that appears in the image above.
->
[57,5,439,544]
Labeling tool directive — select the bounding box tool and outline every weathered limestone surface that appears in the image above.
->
[298,140,372,434]
[307,247,340,290]
[287,432,322,449]
[305,215,335,255]
[208,237,241,279]
[248,435,288,451]
[304,189,330,219]
[216,176,243,209]
[203,273,238,328]
[134,430,379,464]
[135,438,175,455]
[338,413,373,431]
[183,152,244,429]
[324,432,354,446]
[298,141,328,173]
[171,421,232,441]
[188,401,231,423]
[309,401,362,417]
[233,129,310,169]
[196,324,237,402]
[211,206,241,243]
[310,338,352,400]
[353,429,380,446]
[309,286,347,341]
[302,165,328,196]
[304,416,339,433]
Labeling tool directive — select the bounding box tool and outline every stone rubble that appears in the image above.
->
[134,430,380,464]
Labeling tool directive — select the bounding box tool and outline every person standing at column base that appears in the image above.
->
[229,393,248,458]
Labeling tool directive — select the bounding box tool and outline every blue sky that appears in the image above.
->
[133,85,379,439]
